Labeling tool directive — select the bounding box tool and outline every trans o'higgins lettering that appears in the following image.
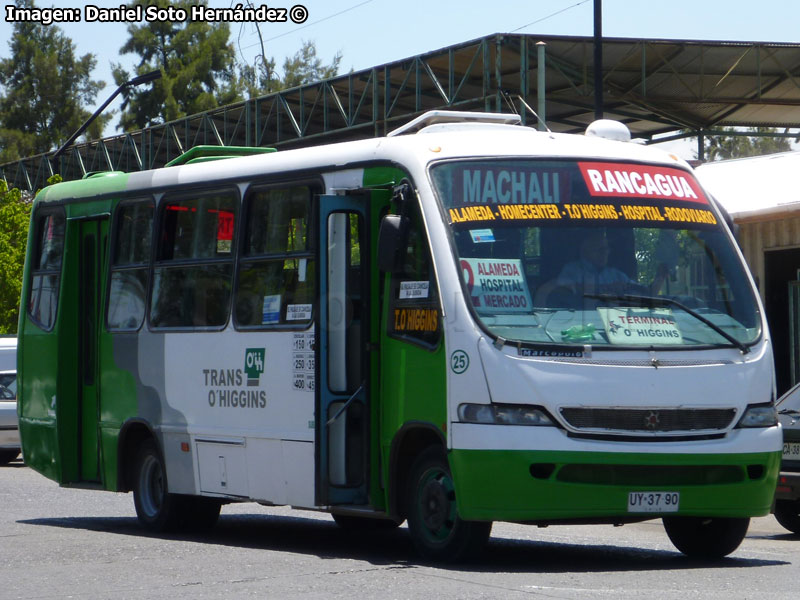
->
[203,368,267,408]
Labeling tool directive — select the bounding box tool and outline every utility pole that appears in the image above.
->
[594,0,603,120]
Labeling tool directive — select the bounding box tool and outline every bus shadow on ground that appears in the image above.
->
[745,531,800,543]
[19,512,788,572]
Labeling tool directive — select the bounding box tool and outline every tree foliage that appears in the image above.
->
[0,180,31,333]
[0,174,61,333]
[239,39,342,97]
[281,40,342,90]
[112,0,241,130]
[0,0,108,162]
[701,127,793,161]
[1,0,342,151]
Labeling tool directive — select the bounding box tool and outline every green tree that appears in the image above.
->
[701,127,793,161]
[0,0,108,162]
[281,40,342,90]
[0,180,31,333]
[239,57,280,98]
[112,0,241,130]
[238,39,342,97]
[0,128,37,164]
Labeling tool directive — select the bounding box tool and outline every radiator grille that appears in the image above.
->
[559,407,737,434]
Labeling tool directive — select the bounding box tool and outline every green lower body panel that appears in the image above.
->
[99,426,120,490]
[19,419,60,482]
[449,449,781,522]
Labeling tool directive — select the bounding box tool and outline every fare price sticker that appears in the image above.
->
[598,307,683,345]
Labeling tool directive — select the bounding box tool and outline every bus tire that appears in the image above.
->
[662,516,750,558]
[406,446,491,562]
[332,513,403,531]
[774,499,800,534]
[132,439,184,532]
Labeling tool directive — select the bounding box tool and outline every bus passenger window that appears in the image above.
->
[150,191,237,329]
[107,200,153,331]
[28,209,65,330]
[235,185,316,328]
[386,202,441,347]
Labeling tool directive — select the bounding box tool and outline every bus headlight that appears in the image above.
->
[736,403,778,428]
[458,403,553,426]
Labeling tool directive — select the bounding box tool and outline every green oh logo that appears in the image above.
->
[245,348,265,386]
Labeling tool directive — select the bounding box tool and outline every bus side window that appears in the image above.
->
[107,200,153,331]
[28,208,66,330]
[150,190,237,329]
[235,185,316,328]
[386,201,441,347]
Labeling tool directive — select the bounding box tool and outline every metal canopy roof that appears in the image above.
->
[4,33,800,192]
[545,35,800,134]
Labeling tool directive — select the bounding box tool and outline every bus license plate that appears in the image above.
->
[783,442,800,460]
[627,491,680,513]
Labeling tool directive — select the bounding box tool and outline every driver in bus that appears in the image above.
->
[556,230,667,298]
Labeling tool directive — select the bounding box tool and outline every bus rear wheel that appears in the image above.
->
[132,440,184,531]
[406,447,491,562]
[662,516,750,558]
[774,499,800,534]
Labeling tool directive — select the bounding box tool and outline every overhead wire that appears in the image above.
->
[237,0,375,51]
[511,0,591,33]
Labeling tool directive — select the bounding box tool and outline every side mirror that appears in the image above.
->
[377,214,406,272]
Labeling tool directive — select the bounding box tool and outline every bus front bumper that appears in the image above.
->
[449,448,781,522]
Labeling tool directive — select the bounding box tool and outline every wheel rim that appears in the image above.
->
[416,466,457,543]
[138,453,164,518]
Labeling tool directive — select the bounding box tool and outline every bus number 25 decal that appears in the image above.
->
[451,350,469,374]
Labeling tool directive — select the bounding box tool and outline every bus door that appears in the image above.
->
[77,217,108,482]
[318,196,369,505]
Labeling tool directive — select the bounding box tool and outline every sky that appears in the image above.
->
[2,0,800,156]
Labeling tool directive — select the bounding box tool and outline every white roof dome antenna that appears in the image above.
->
[585,119,632,142]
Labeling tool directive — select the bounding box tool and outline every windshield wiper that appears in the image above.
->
[584,293,750,354]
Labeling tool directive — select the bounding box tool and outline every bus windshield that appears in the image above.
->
[430,159,761,350]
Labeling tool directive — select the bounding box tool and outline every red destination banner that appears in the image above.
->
[578,162,707,204]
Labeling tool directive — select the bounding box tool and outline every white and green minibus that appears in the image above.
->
[17,111,781,561]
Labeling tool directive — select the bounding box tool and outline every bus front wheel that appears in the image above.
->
[132,439,184,531]
[662,516,750,558]
[774,499,800,534]
[406,447,491,562]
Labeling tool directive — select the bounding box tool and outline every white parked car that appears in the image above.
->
[0,336,20,465]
